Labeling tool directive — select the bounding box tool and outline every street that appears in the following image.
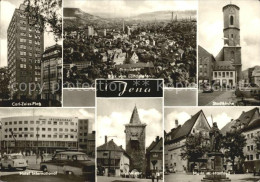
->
[164,173,260,182]
[97,176,163,182]
[198,90,237,106]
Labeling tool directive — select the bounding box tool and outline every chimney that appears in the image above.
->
[105,135,107,143]
[156,136,159,142]
[175,119,179,128]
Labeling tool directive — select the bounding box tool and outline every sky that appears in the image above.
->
[164,106,259,133]
[0,108,95,131]
[97,98,163,149]
[64,0,198,17]
[0,0,62,67]
[199,0,260,70]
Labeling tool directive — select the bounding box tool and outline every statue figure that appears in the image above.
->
[209,122,222,152]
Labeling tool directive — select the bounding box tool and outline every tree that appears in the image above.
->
[222,130,246,171]
[181,132,210,162]
[0,68,10,100]
[23,0,62,40]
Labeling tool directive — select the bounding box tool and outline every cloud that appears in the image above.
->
[97,108,162,149]
[64,0,197,17]
[0,1,16,39]
[165,111,191,132]
[0,39,7,67]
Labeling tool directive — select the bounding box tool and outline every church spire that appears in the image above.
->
[129,105,141,124]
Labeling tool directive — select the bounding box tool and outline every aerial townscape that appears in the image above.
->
[63,8,197,88]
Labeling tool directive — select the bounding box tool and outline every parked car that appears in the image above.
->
[129,169,140,178]
[40,151,95,180]
[202,84,213,93]
[235,83,260,98]
[0,153,28,170]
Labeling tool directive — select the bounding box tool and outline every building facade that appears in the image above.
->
[198,45,216,84]
[164,110,211,172]
[86,131,95,157]
[97,139,130,177]
[41,44,62,102]
[146,136,163,175]
[125,106,146,173]
[7,4,44,100]
[78,119,89,151]
[0,116,78,155]
[242,118,260,172]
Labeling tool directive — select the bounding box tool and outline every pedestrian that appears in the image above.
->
[253,166,256,176]
[156,170,160,182]
[151,171,155,182]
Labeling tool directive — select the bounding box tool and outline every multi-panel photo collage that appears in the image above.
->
[0,0,259,182]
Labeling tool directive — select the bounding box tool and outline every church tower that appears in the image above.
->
[222,3,242,82]
[125,106,146,172]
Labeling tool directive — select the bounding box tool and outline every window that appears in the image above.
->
[30,128,34,131]
[14,121,17,124]
[247,146,250,151]
[59,128,63,132]
[251,133,254,138]
[48,128,51,131]
[231,34,233,38]
[42,128,46,131]
[19,121,22,124]
[54,128,57,131]
[230,15,234,25]
[20,45,26,49]
[30,121,34,124]
[250,155,253,160]
[20,51,26,56]
[42,134,45,138]
[20,38,26,43]
[20,64,26,68]
[257,154,259,160]
[251,145,253,151]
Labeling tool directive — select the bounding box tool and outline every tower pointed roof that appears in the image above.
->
[129,105,141,124]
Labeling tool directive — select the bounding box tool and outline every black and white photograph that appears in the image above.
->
[63,0,197,88]
[0,0,62,107]
[63,89,95,107]
[164,89,197,106]
[0,108,95,182]
[164,107,260,182]
[198,0,260,106]
[96,98,163,182]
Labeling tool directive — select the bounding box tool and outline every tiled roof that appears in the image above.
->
[97,139,124,151]
[221,107,259,135]
[171,110,203,142]
[215,48,224,62]
[243,118,260,132]
[129,106,141,124]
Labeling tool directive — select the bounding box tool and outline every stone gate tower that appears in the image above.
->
[222,3,242,82]
[125,106,146,172]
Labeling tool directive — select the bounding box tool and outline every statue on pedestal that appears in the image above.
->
[209,122,222,152]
